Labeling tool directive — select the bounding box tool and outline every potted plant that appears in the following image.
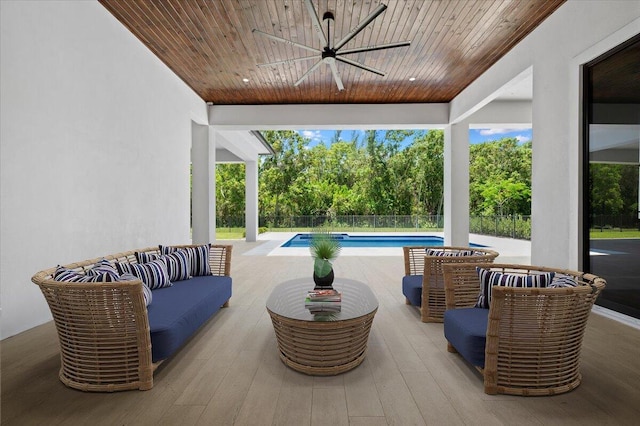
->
[309,231,341,289]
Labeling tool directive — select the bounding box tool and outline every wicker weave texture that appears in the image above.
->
[443,263,606,396]
[31,244,233,392]
[403,246,499,322]
[268,309,377,376]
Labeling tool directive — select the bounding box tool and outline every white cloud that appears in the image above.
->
[299,130,322,142]
[478,128,520,136]
[515,134,531,143]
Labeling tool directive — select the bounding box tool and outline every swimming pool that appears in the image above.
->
[280,233,485,248]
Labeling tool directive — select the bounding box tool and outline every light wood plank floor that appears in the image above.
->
[3,240,640,425]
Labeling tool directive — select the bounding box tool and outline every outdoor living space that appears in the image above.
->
[3,1,640,425]
[3,238,640,425]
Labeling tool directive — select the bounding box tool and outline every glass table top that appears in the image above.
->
[266,278,378,322]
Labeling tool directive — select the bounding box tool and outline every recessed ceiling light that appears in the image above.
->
[409,77,416,82]
[242,78,250,83]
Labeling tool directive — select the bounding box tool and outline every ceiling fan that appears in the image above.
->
[252,0,411,91]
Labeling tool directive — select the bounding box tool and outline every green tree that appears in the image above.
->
[258,130,309,218]
[477,177,530,216]
[215,163,245,224]
[470,138,531,215]
[213,130,536,226]
[619,164,639,215]
[404,130,444,215]
[590,163,624,215]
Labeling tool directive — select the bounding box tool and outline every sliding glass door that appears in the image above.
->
[584,35,640,318]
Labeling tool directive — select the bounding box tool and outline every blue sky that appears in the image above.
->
[297,128,532,148]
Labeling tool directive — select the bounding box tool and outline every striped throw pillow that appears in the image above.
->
[86,259,120,280]
[426,248,474,257]
[118,273,152,306]
[475,267,555,309]
[53,266,118,283]
[135,251,159,264]
[160,244,211,276]
[549,274,579,288]
[136,250,191,281]
[53,266,152,306]
[115,258,172,290]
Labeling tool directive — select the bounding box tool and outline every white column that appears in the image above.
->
[444,121,470,246]
[191,124,216,244]
[245,158,259,242]
[532,59,573,268]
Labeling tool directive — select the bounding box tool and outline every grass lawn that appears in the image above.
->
[215,228,244,240]
[590,229,640,239]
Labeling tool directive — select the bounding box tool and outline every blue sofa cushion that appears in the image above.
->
[402,275,423,307]
[147,275,232,362]
[444,307,489,367]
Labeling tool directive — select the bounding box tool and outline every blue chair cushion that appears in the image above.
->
[443,307,489,367]
[147,275,232,362]
[402,275,423,307]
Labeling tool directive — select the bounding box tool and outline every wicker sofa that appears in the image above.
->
[31,244,232,392]
[442,262,605,396]
[402,246,499,322]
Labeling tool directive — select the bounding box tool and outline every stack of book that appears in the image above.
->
[305,289,342,314]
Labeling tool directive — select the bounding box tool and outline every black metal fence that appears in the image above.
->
[257,215,444,231]
[590,214,640,231]
[218,213,640,239]
[469,215,531,240]
[218,214,534,240]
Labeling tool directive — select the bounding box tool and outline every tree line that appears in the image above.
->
[215,130,637,223]
[216,130,531,221]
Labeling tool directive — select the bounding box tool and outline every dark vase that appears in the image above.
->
[313,268,334,289]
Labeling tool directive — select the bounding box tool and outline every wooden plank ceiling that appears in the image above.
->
[99,0,565,105]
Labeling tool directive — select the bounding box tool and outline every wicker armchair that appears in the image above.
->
[31,244,232,392]
[402,246,499,322]
[442,263,606,396]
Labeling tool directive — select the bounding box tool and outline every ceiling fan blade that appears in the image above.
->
[334,3,387,51]
[294,59,324,87]
[256,55,319,68]
[304,0,328,47]
[338,41,411,56]
[252,29,320,54]
[336,56,386,77]
[328,61,345,91]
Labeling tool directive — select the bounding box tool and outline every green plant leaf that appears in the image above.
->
[309,232,341,261]
[310,232,341,277]
[314,258,332,277]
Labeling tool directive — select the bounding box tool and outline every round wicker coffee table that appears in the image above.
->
[266,278,378,376]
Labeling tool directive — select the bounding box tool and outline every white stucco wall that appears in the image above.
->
[2,0,638,339]
[450,0,640,270]
[0,1,207,338]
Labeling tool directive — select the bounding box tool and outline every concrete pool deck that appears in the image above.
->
[242,231,532,264]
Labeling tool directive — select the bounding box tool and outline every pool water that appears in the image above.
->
[281,233,484,248]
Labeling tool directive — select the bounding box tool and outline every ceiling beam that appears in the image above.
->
[208,103,449,130]
[468,100,532,127]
